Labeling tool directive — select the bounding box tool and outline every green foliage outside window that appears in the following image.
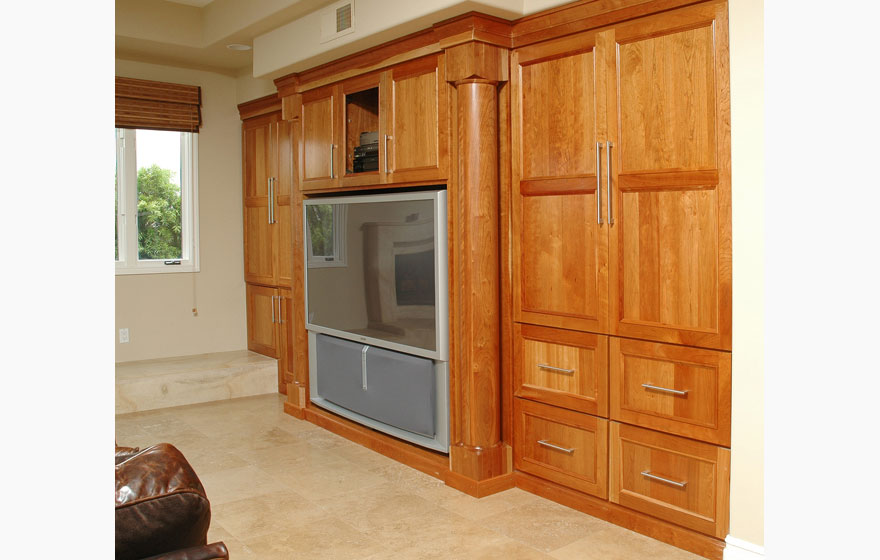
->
[307,204,334,257]
[137,164,182,259]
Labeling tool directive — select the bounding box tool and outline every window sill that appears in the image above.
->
[115,264,199,275]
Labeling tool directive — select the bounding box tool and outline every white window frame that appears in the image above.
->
[115,128,200,274]
[306,204,347,268]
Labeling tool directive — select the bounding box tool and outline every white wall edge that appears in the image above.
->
[724,535,765,559]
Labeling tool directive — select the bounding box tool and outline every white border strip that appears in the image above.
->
[724,536,765,560]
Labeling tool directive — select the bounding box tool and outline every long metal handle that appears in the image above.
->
[271,178,276,224]
[267,178,273,224]
[329,144,335,179]
[384,135,392,173]
[641,383,689,396]
[606,141,614,224]
[538,364,575,375]
[538,440,575,454]
[271,295,276,323]
[641,470,687,488]
[361,345,369,390]
[596,142,603,224]
[277,295,284,323]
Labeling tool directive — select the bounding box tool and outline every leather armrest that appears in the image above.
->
[140,542,229,560]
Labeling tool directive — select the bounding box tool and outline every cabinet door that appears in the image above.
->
[341,72,383,188]
[606,2,731,350]
[246,284,279,358]
[300,85,340,191]
[274,119,294,287]
[511,31,609,333]
[385,55,448,183]
[242,115,276,285]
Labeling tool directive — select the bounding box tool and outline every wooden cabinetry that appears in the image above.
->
[246,283,279,358]
[509,0,731,551]
[298,56,447,192]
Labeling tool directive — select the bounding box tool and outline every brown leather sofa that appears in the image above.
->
[115,443,229,560]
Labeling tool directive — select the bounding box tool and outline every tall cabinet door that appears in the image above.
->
[246,284,279,358]
[511,31,609,334]
[606,1,731,350]
[274,118,294,287]
[243,115,276,285]
[384,55,448,184]
[300,85,340,191]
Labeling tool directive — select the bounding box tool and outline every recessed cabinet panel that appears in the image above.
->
[514,324,607,416]
[246,283,278,358]
[515,399,608,498]
[610,422,730,538]
[610,337,730,445]
[301,87,338,190]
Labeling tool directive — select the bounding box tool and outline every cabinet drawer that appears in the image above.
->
[514,324,608,416]
[609,422,729,538]
[610,338,730,445]
[514,399,608,498]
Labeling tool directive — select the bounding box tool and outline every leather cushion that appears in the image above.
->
[115,444,211,560]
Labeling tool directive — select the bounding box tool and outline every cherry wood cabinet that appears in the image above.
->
[242,112,293,287]
[298,56,447,192]
[246,283,279,358]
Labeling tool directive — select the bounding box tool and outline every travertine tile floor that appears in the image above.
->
[115,394,703,560]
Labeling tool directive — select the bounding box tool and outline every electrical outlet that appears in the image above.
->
[119,328,130,344]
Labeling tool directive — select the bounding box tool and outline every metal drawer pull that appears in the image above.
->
[641,470,687,488]
[641,383,689,396]
[538,440,575,454]
[537,364,575,375]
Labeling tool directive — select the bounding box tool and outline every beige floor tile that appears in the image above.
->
[272,456,390,500]
[198,465,282,505]
[212,490,326,541]
[480,498,610,553]
[549,525,705,560]
[205,524,260,560]
[317,481,450,533]
[242,515,385,560]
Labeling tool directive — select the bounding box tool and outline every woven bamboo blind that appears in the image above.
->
[116,77,202,132]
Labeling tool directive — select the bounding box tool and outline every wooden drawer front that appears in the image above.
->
[610,422,729,538]
[515,324,608,416]
[514,399,608,498]
[610,338,730,446]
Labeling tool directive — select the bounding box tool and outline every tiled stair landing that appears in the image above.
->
[116,350,277,414]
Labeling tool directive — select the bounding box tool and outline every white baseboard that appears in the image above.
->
[724,535,765,559]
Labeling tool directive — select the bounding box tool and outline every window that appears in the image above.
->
[306,204,346,267]
[115,128,199,274]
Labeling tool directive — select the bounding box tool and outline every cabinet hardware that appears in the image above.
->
[163,260,181,265]
[538,440,575,454]
[596,142,603,224]
[606,141,614,224]
[330,144,335,179]
[537,363,575,374]
[271,295,276,323]
[641,470,687,488]
[384,135,392,174]
[361,345,370,390]
[277,295,283,324]
[641,383,689,396]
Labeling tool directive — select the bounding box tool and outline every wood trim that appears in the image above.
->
[514,471,725,560]
[519,176,598,196]
[237,93,282,120]
[301,404,450,480]
[444,470,516,498]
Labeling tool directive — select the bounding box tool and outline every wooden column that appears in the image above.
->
[445,42,513,496]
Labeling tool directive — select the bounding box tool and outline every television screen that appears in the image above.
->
[304,190,447,360]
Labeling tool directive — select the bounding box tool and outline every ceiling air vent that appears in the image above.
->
[321,0,355,43]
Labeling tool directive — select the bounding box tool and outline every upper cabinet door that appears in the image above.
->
[511,31,609,334]
[606,2,731,350]
[385,55,448,183]
[242,114,276,285]
[300,85,340,191]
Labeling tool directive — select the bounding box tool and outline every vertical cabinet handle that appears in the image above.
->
[361,345,370,390]
[267,178,273,224]
[596,142,603,224]
[606,141,614,224]
[271,295,276,324]
[277,295,284,324]
[384,135,392,174]
[329,144,335,179]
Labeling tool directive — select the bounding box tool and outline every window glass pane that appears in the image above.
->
[307,204,335,258]
[136,129,183,260]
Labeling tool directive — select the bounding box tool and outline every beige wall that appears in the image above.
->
[115,59,247,363]
[728,0,764,549]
